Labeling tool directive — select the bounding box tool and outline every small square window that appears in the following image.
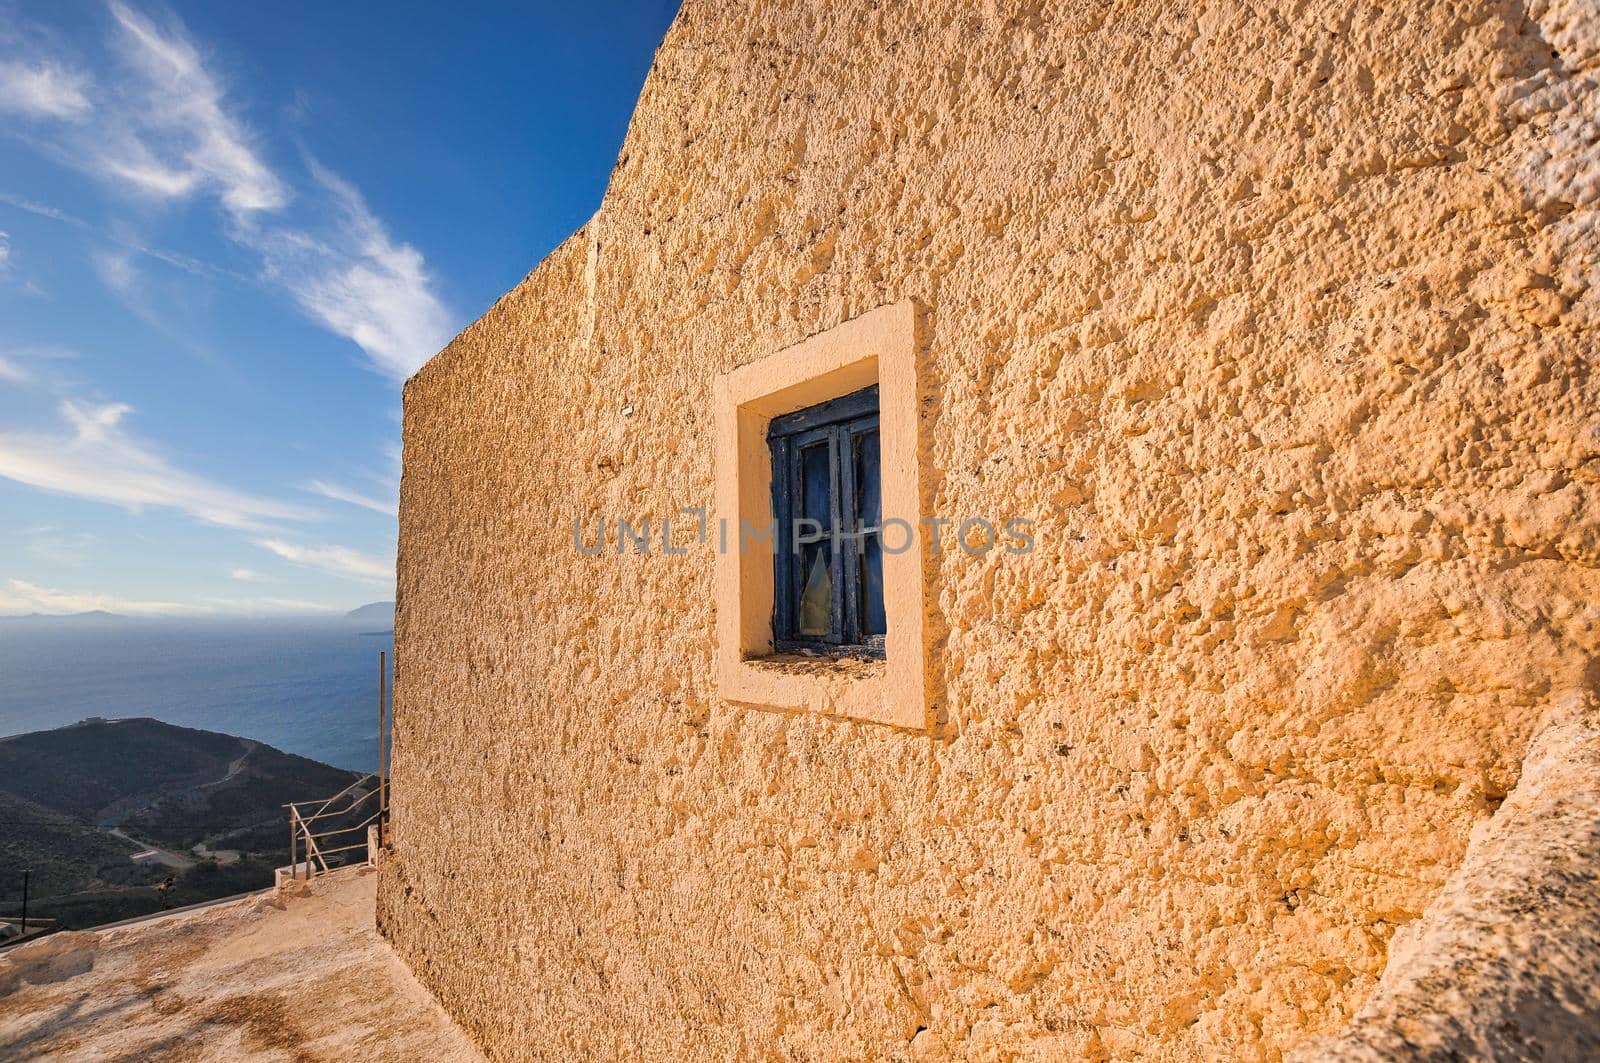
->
[712,299,930,730]
[768,385,886,657]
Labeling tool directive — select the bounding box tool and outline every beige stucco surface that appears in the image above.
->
[381,0,1600,1059]
[1290,693,1600,1061]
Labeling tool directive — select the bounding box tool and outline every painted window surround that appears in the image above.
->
[713,300,931,730]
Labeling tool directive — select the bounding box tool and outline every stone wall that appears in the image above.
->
[378,1,1600,1058]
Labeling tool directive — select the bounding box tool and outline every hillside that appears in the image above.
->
[0,790,152,899]
[0,718,364,929]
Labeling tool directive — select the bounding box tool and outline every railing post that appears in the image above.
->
[377,650,387,850]
[289,808,298,882]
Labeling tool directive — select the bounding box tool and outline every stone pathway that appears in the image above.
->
[0,867,483,1061]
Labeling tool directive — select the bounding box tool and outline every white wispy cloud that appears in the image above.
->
[0,398,316,530]
[0,190,84,224]
[92,247,136,292]
[0,228,46,296]
[88,243,224,355]
[100,1,286,217]
[0,189,240,285]
[0,59,91,120]
[0,344,78,384]
[3,344,78,361]
[253,537,392,584]
[0,579,343,617]
[249,164,453,379]
[228,566,269,582]
[303,478,397,517]
[0,5,456,379]
[96,0,450,375]
[136,242,234,280]
[24,528,95,566]
[0,578,202,616]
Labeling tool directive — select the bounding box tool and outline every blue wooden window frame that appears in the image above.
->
[767,385,886,658]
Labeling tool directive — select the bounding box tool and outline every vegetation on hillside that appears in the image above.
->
[0,718,364,930]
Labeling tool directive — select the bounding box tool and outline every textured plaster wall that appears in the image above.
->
[1290,693,1600,1061]
[379,1,1600,1059]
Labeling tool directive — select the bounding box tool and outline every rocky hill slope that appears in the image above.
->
[0,718,362,928]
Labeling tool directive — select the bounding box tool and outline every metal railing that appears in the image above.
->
[283,649,392,882]
[285,773,385,880]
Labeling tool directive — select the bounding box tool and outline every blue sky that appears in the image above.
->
[0,0,678,615]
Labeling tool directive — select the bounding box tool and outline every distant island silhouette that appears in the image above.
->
[344,601,394,626]
[0,603,395,624]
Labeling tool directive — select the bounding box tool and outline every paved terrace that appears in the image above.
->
[0,867,482,1062]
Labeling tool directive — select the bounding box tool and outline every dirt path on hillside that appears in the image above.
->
[104,828,195,870]
[197,741,258,791]
[95,740,262,867]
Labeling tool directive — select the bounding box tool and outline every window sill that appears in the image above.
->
[720,652,901,729]
[772,635,886,661]
[743,651,886,680]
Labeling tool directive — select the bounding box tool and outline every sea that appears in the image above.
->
[0,617,392,773]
